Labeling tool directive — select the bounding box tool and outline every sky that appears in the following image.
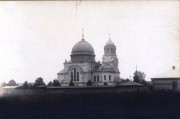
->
[0,1,179,84]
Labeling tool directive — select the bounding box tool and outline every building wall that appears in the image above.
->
[92,72,120,85]
[58,62,91,82]
[0,87,3,95]
[152,78,180,90]
[71,55,95,62]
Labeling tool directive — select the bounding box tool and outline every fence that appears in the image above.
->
[2,85,149,95]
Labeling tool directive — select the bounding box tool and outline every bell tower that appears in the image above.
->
[104,34,116,56]
[102,34,119,72]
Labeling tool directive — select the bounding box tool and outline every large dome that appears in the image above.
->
[71,39,95,55]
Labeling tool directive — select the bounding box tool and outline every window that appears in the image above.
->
[71,68,79,81]
[111,48,113,53]
[77,72,79,81]
[94,76,96,82]
[104,75,106,80]
[71,72,73,81]
[104,48,107,52]
[74,69,76,81]
[97,75,99,82]
[109,75,111,81]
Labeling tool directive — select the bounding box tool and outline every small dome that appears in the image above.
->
[71,39,95,55]
[105,40,115,46]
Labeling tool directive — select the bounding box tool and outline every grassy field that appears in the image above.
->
[0,91,180,119]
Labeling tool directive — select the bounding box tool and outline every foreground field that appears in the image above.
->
[0,91,180,119]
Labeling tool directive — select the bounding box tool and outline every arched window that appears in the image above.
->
[71,68,79,81]
[97,75,99,82]
[77,72,79,81]
[104,75,106,81]
[107,48,109,53]
[74,69,76,81]
[111,48,113,53]
[109,75,111,81]
[71,72,73,81]
[104,47,106,52]
[94,76,96,82]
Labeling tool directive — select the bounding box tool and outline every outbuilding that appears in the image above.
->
[151,66,180,90]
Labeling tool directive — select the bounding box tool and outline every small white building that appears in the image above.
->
[2,86,21,94]
[151,66,180,90]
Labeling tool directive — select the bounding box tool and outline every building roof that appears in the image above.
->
[101,65,115,72]
[58,69,68,74]
[71,39,94,55]
[3,86,20,89]
[105,39,115,46]
[120,81,143,86]
[152,68,180,79]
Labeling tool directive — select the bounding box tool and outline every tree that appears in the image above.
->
[47,81,53,86]
[141,80,147,85]
[1,82,6,87]
[133,75,140,83]
[28,83,33,89]
[7,79,17,86]
[133,71,146,84]
[33,77,45,87]
[121,78,130,83]
[23,81,29,89]
[69,80,74,86]
[115,77,122,85]
[87,80,93,86]
[52,79,61,86]
[125,78,130,82]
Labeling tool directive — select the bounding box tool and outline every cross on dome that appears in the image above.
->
[105,34,115,46]
[81,28,85,41]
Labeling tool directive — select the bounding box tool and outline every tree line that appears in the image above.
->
[1,77,61,89]
[1,70,148,89]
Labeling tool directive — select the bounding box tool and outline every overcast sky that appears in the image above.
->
[0,1,179,84]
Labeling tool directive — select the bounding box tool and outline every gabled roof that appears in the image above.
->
[152,69,180,79]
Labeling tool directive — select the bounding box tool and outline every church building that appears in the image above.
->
[57,31,120,86]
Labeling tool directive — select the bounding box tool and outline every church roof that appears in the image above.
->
[58,69,68,74]
[71,39,95,55]
[105,39,115,46]
[101,65,115,72]
[105,34,115,46]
